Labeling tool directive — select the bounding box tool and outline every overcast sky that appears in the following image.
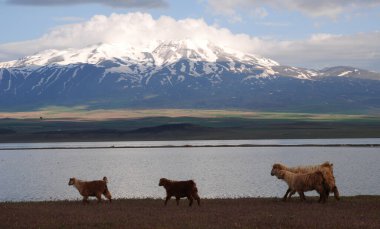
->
[0,0,379,71]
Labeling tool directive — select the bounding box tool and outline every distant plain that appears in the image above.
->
[1,107,379,142]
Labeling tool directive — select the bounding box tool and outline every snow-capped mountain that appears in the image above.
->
[0,40,379,112]
[0,39,278,68]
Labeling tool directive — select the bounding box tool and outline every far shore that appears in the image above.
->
[1,108,380,144]
[1,197,379,228]
[1,143,380,151]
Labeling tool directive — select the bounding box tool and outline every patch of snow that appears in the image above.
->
[203,63,215,74]
[177,75,185,82]
[5,76,11,91]
[72,68,79,78]
[105,65,134,74]
[338,71,352,77]
[168,66,176,75]
[265,68,276,75]
[31,78,45,90]
[306,70,318,77]
[45,69,59,84]
[189,61,196,76]
[297,72,310,79]
[99,71,109,84]
[116,76,127,82]
[180,63,186,72]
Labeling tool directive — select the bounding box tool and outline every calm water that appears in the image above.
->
[0,139,379,201]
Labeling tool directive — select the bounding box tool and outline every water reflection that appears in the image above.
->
[0,146,379,201]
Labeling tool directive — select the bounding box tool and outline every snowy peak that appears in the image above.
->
[0,39,279,69]
[0,43,151,68]
[0,40,379,81]
[272,66,318,80]
[150,39,279,67]
[152,39,219,65]
[319,66,380,80]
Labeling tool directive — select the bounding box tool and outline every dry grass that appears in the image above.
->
[0,107,377,121]
[1,197,379,228]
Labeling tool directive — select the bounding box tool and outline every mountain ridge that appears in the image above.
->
[0,40,379,112]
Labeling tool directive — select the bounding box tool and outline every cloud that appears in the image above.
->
[0,13,261,59]
[6,0,167,8]
[0,13,379,71]
[260,32,380,70]
[207,0,380,18]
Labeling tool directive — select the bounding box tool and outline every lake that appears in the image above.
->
[0,139,379,201]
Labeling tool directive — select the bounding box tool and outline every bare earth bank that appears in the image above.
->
[1,197,379,229]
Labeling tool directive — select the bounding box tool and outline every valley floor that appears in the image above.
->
[1,109,380,143]
[0,197,379,229]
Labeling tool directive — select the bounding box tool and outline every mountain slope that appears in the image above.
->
[0,40,379,112]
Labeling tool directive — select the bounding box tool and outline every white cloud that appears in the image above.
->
[0,13,379,71]
[0,13,261,59]
[260,32,380,70]
[208,0,380,18]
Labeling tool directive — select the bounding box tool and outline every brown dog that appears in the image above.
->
[271,162,339,201]
[273,170,328,203]
[159,178,201,206]
[68,177,112,204]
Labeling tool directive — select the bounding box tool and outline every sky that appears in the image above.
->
[0,0,379,71]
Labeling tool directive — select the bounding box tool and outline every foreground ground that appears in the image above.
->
[1,197,379,228]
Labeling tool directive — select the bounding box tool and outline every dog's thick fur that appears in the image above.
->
[273,170,328,203]
[158,178,201,206]
[68,177,112,204]
[271,162,339,200]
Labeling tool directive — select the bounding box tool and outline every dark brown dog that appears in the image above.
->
[159,178,200,206]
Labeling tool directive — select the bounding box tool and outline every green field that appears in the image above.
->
[1,107,379,142]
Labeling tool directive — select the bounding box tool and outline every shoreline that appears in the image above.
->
[0,195,378,203]
[1,196,379,228]
[1,143,380,150]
